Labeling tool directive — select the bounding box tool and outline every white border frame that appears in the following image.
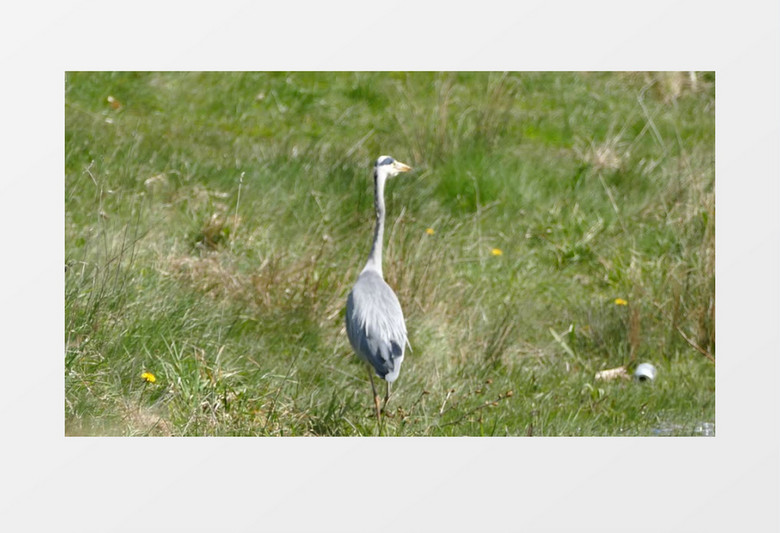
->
[3,1,779,531]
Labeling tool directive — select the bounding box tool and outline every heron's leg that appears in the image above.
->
[367,367,381,421]
[382,381,391,413]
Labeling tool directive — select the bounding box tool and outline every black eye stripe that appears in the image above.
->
[376,156,395,167]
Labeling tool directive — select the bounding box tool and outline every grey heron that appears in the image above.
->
[345,155,412,420]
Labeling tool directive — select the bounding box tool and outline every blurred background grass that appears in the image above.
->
[65,71,714,436]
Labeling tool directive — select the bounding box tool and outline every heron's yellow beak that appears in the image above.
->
[394,161,412,172]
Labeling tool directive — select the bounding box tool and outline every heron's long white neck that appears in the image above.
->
[363,169,387,278]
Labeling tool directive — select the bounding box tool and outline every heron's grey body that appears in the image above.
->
[345,155,411,416]
[346,269,406,382]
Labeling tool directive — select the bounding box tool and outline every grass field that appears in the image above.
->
[65,71,715,436]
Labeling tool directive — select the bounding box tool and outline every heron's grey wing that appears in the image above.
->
[346,270,408,382]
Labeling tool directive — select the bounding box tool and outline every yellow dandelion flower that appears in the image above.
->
[425,227,435,235]
[491,248,503,256]
[614,298,628,306]
[141,372,156,383]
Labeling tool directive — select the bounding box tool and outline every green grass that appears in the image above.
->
[65,71,715,436]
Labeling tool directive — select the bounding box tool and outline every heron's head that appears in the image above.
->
[374,155,412,179]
